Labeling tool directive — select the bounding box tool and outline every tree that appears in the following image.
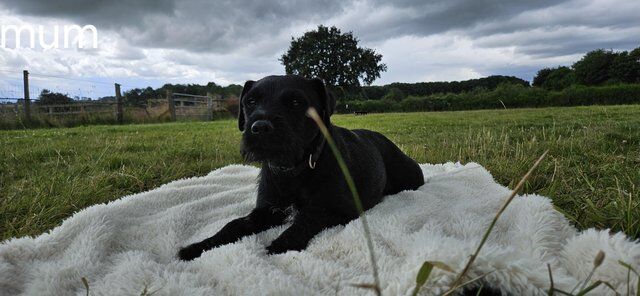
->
[609,49,640,83]
[542,66,575,90]
[631,47,640,62]
[533,68,553,87]
[632,47,640,82]
[280,25,387,90]
[38,89,73,105]
[572,49,618,85]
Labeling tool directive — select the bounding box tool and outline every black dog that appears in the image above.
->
[178,75,424,260]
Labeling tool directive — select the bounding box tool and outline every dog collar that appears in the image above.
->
[269,132,326,177]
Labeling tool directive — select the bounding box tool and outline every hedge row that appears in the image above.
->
[336,83,640,113]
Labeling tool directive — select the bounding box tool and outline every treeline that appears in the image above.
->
[353,75,529,101]
[34,82,244,107]
[533,47,640,90]
[120,75,529,105]
[121,82,242,106]
[337,83,640,113]
[336,46,640,113]
[49,46,638,114]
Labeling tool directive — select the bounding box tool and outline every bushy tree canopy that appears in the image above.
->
[533,66,575,90]
[38,89,73,105]
[609,50,640,83]
[535,46,639,89]
[544,67,575,90]
[280,25,387,89]
[533,68,553,87]
[382,87,406,102]
[573,49,618,85]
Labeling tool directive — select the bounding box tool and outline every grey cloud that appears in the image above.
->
[0,0,345,55]
[1,0,639,85]
[349,0,564,41]
[0,0,571,54]
[475,26,640,58]
[2,0,637,61]
[0,0,175,29]
[113,42,146,60]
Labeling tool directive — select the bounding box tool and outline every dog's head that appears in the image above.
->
[238,75,335,166]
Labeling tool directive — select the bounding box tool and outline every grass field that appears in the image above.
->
[1,105,639,241]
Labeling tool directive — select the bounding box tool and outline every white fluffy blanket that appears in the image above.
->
[1,163,638,295]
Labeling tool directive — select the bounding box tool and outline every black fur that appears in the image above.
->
[178,75,424,260]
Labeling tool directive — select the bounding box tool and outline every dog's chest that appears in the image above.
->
[270,177,320,208]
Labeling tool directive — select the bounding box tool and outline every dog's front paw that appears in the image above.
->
[266,239,305,255]
[265,242,289,255]
[178,243,204,261]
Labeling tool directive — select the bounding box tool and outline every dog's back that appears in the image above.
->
[350,129,424,195]
[330,126,424,200]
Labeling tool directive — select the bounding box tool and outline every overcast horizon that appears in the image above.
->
[0,0,639,99]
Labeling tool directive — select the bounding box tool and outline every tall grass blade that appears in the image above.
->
[307,107,381,296]
[548,263,555,296]
[442,272,493,296]
[413,262,434,296]
[619,260,640,296]
[81,277,90,296]
[575,280,619,296]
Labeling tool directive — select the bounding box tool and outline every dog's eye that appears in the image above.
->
[290,98,304,108]
[245,98,256,107]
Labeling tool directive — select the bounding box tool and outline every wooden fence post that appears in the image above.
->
[206,92,214,121]
[115,83,123,124]
[167,90,176,121]
[23,70,31,121]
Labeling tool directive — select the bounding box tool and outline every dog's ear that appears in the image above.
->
[238,80,255,131]
[311,78,335,124]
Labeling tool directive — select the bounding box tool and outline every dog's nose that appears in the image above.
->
[250,120,274,135]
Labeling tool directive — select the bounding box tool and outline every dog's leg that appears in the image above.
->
[265,208,350,255]
[178,206,287,260]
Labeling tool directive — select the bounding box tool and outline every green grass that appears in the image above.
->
[1,105,639,241]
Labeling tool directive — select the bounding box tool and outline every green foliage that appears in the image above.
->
[609,50,640,83]
[533,68,553,87]
[573,49,619,85]
[412,262,435,296]
[359,75,529,101]
[382,87,406,102]
[123,86,158,107]
[338,99,394,113]
[337,84,640,113]
[412,261,455,296]
[542,66,575,90]
[37,89,73,105]
[532,46,640,88]
[280,25,387,89]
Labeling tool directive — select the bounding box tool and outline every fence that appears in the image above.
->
[167,92,225,121]
[0,70,232,128]
[0,71,127,125]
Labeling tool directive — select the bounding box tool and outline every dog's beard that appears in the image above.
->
[241,132,305,167]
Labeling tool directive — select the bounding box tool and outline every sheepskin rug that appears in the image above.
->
[1,163,638,295]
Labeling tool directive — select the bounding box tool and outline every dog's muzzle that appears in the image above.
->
[250,120,273,135]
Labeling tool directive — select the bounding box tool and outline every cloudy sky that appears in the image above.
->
[0,0,639,98]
